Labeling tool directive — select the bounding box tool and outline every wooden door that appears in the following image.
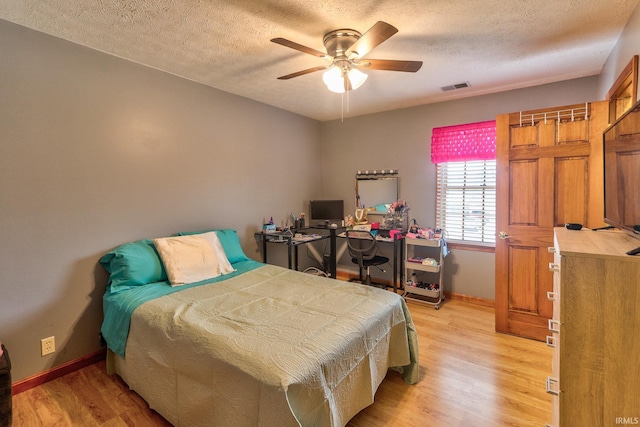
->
[495,101,608,340]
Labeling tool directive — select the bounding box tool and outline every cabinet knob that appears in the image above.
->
[548,319,561,333]
[545,335,556,348]
[546,376,560,396]
[498,231,510,240]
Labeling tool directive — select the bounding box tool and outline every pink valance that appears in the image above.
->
[431,120,496,163]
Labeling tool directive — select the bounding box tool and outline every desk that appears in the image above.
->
[337,232,404,293]
[256,227,340,278]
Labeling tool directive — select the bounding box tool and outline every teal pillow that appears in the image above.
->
[100,239,167,293]
[177,229,249,263]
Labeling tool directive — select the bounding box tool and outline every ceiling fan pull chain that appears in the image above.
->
[347,89,350,114]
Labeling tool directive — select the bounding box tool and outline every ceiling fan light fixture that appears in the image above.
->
[348,68,368,90]
[322,67,345,93]
[272,21,421,98]
[322,66,368,93]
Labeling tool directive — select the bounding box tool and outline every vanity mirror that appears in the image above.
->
[354,170,408,232]
[355,171,399,211]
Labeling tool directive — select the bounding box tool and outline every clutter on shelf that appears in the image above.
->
[405,277,440,291]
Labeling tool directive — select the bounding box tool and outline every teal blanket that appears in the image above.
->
[101,259,263,358]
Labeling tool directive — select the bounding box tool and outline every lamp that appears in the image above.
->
[322,66,368,93]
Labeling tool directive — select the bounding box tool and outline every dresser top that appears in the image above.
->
[554,227,640,261]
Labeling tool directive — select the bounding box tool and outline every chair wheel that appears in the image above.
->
[435,306,440,310]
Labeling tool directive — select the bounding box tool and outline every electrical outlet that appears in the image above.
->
[41,336,55,356]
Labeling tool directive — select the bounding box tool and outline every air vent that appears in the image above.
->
[441,82,471,91]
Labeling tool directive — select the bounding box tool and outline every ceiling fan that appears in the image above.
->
[271,21,422,93]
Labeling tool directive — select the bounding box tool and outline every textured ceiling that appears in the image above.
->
[1,0,638,121]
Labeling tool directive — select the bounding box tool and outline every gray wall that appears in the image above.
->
[0,20,321,381]
[320,77,599,299]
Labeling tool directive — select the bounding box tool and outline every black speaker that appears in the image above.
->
[323,253,330,273]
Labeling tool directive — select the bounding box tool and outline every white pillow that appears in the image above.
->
[194,231,235,276]
[153,232,234,286]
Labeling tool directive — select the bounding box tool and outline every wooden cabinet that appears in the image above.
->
[547,228,640,426]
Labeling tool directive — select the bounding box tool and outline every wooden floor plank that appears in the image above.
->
[42,377,99,427]
[10,388,40,427]
[27,386,71,426]
[11,299,552,426]
[83,363,141,416]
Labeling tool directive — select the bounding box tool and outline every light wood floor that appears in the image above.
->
[11,299,552,426]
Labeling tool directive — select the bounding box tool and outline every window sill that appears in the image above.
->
[445,241,495,253]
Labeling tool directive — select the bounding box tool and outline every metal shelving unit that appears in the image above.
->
[403,238,446,309]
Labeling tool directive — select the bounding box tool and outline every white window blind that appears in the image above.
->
[435,160,496,244]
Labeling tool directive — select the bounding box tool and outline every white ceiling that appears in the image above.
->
[1,0,638,121]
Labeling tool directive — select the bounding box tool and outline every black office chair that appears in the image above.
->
[346,230,389,287]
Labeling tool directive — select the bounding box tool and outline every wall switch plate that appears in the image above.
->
[41,336,55,356]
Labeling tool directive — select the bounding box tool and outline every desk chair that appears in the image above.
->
[346,230,389,287]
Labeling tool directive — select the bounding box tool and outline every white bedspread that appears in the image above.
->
[112,264,419,427]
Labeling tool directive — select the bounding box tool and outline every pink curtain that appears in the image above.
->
[431,120,496,163]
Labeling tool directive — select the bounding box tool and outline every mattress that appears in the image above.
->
[108,263,419,427]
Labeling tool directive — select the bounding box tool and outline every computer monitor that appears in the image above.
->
[309,200,344,227]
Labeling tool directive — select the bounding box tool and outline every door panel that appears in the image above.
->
[508,246,538,313]
[509,160,538,225]
[558,119,588,144]
[510,125,539,147]
[495,101,608,341]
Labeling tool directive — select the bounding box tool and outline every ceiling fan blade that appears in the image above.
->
[271,38,329,58]
[357,59,423,72]
[345,21,398,59]
[277,65,330,80]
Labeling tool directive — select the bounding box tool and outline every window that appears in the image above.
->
[435,160,496,244]
[431,121,496,245]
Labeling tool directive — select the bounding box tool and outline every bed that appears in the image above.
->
[100,229,419,427]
